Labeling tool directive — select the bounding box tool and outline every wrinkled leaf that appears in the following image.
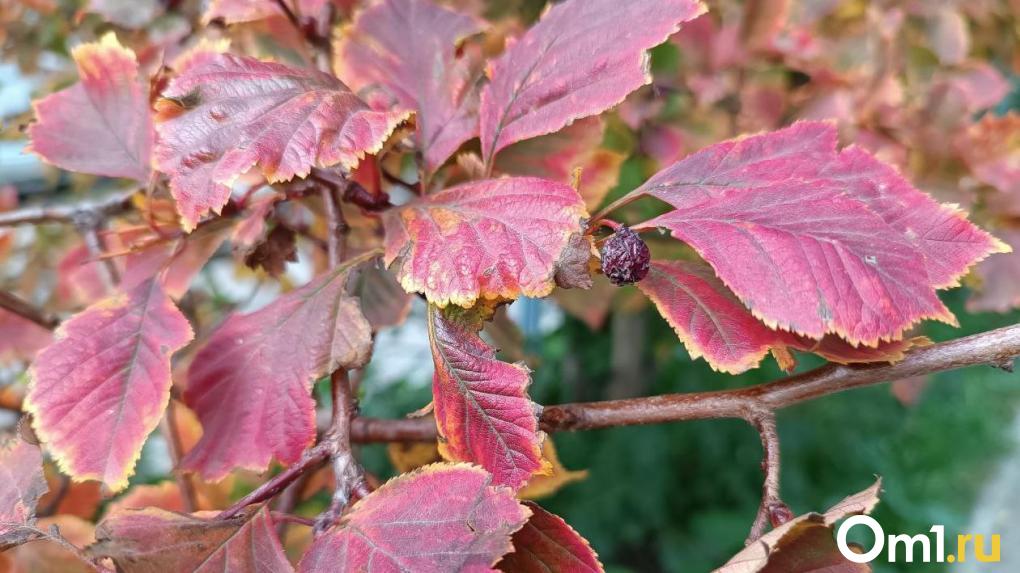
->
[182,253,374,480]
[498,502,602,572]
[428,305,548,489]
[716,480,881,573]
[155,50,407,230]
[638,260,792,374]
[383,177,586,308]
[25,279,193,491]
[337,0,483,172]
[479,0,705,162]
[92,506,293,572]
[300,463,529,572]
[630,122,1005,345]
[27,33,152,182]
[0,437,47,551]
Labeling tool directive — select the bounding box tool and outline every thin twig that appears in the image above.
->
[213,324,1020,520]
[0,290,59,329]
[162,400,199,513]
[0,189,135,227]
[348,323,1020,441]
[314,370,369,536]
[743,406,788,543]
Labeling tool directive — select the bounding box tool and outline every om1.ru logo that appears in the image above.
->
[837,515,1001,564]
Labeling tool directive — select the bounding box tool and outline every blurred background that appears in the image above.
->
[2,0,1019,571]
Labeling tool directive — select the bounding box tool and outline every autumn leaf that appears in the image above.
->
[0,437,47,551]
[479,0,705,163]
[494,117,626,211]
[181,253,374,481]
[25,279,193,491]
[498,502,602,573]
[119,219,234,299]
[638,260,793,374]
[154,50,408,230]
[715,480,882,573]
[519,439,588,501]
[958,111,1020,199]
[91,506,293,572]
[428,304,548,489]
[27,33,152,182]
[336,0,484,172]
[0,309,52,363]
[2,515,96,573]
[105,482,186,516]
[968,228,1020,313]
[383,177,587,308]
[300,463,529,572]
[356,262,413,330]
[629,122,1006,346]
[204,0,331,24]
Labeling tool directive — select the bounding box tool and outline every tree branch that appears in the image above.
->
[348,323,1020,441]
[0,290,59,329]
[743,407,789,544]
[0,189,135,227]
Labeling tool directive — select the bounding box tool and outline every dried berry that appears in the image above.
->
[600,226,650,285]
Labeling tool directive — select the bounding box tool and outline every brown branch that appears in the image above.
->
[0,189,135,227]
[313,370,369,536]
[162,400,198,513]
[0,290,58,329]
[215,324,1020,522]
[349,323,1020,441]
[743,407,789,544]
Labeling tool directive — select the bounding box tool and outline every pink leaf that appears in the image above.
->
[203,0,331,24]
[181,254,374,480]
[968,229,1020,313]
[300,463,529,572]
[479,0,705,163]
[154,50,408,230]
[25,279,193,491]
[27,33,152,182]
[428,305,547,489]
[638,260,791,374]
[93,506,293,572]
[337,0,483,172]
[628,122,1005,345]
[119,220,234,299]
[383,177,587,308]
[0,438,47,550]
[0,310,52,362]
[498,502,602,573]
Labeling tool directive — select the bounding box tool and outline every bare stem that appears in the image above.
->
[0,290,59,329]
[0,189,135,227]
[162,400,198,513]
[349,323,1020,441]
[743,407,788,543]
[217,447,329,520]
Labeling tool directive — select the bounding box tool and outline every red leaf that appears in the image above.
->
[300,463,529,572]
[383,177,586,308]
[25,279,192,491]
[0,310,52,362]
[337,0,483,172]
[638,260,791,374]
[356,262,412,330]
[105,482,186,516]
[0,438,47,550]
[498,502,602,573]
[154,50,408,230]
[479,0,705,163]
[119,219,234,299]
[27,33,152,182]
[92,506,293,572]
[494,117,625,211]
[968,229,1020,313]
[181,254,374,480]
[204,0,330,24]
[428,305,547,489]
[629,122,1005,345]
